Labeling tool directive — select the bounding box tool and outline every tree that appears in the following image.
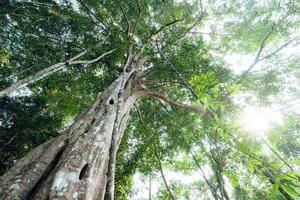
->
[0,0,299,200]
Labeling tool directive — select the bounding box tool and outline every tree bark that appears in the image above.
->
[0,50,113,99]
[0,64,144,200]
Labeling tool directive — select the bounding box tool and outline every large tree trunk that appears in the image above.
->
[0,65,145,199]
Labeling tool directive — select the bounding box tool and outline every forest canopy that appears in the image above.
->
[0,0,299,200]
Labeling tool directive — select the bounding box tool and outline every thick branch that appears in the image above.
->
[0,50,114,98]
[70,50,114,65]
[145,90,206,114]
[133,18,184,60]
[156,43,214,115]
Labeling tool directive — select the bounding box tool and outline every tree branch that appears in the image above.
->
[76,0,108,32]
[236,0,298,84]
[260,137,294,171]
[144,90,206,114]
[237,34,300,83]
[178,133,220,200]
[132,18,184,63]
[155,42,214,115]
[120,5,131,36]
[177,8,207,40]
[71,49,115,65]
[153,143,176,200]
[131,0,141,37]
[151,18,184,37]
[0,50,114,98]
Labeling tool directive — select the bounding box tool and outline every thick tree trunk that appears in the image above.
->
[0,67,144,200]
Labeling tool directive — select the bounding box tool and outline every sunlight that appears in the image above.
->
[240,106,283,135]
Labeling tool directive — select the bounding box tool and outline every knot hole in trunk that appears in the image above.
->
[126,67,131,72]
[79,163,88,180]
[109,98,114,105]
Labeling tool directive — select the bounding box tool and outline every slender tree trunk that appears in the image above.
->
[0,65,145,199]
[149,174,152,200]
[215,170,230,200]
[154,143,176,200]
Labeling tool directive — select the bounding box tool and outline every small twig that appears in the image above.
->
[260,137,294,171]
[77,0,108,32]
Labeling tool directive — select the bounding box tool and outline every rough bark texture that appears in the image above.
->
[0,64,145,200]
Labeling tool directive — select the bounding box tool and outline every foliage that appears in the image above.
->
[0,0,300,199]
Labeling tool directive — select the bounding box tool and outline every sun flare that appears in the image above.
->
[240,107,283,135]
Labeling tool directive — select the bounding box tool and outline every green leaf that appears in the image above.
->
[286,171,300,179]
[281,184,298,198]
[276,174,296,182]
[230,176,239,187]
[272,182,280,193]
[271,163,283,170]
[235,143,248,153]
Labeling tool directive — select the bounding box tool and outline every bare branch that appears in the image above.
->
[133,18,184,60]
[237,34,300,83]
[71,49,115,65]
[76,0,108,32]
[236,0,298,83]
[131,0,141,37]
[120,5,131,35]
[260,137,294,171]
[145,90,206,114]
[177,5,208,41]
[270,100,300,113]
[156,41,198,98]
[236,26,276,83]
[0,50,114,98]
[260,34,300,61]
[178,133,220,200]
[151,18,184,37]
